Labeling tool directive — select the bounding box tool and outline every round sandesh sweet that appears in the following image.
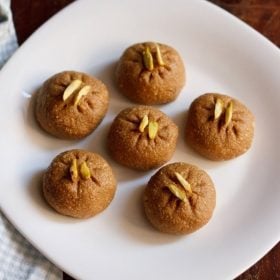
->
[107,106,178,170]
[116,42,185,105]
[185,93,255,161]
[35,71,109,139]
[42,149,116,219]
[143,162,216,235]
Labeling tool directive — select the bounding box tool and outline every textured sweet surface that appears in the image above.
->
[143,162,216,234]
[108,106,178,170]
[43,149,116,218]
[116,42,185,105]
[186,93,255,161]
[35,71,109,139]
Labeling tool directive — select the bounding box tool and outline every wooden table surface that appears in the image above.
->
[10,0,280,279]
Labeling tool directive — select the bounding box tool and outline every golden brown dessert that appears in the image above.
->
[107,106,178,170]
[185,93,255,161]
[143,162,216,234]
[116,42,185,105]
[43,149,116,218]
[35,71,109,139]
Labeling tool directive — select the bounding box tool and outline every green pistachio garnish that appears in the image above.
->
[139,115,149,133]
[167,184,187,203]
[80,161,91,180]
[69,159,78,182]
[155,43,165,66]
[142,47,154,71]
[148,121,158,139]
[174,172,192,194]
[63,79,82,101]
[225,101,233,127]
[214,98,224,120]
[74,85,92,106]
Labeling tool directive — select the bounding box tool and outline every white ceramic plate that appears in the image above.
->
[0,0,280,279]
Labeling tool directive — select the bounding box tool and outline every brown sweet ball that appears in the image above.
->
[115,42,185,105]
[186,93,255,161]
[107,106,178,170]
[143,162,216,235]
[35,71,109,139]
[42,149,116,218]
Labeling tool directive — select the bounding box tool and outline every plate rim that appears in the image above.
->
[0,0,280,279]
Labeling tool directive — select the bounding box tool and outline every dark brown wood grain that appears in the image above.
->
[10,0,280,279]
[11,0,74,44]
[210,0,280,47]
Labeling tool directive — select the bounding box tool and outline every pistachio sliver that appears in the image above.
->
[142,47,154,71]
[74,85,91,106]
[225,101,233,127]
[175,172,192,194]
[63,79,82,101]
[148,121,158,140]
[69,159,78,182]
[80,161,91,180]
[155,43,164,66]
[167,184,187,203]
[214,98,224,120]
[139,115,149,133]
